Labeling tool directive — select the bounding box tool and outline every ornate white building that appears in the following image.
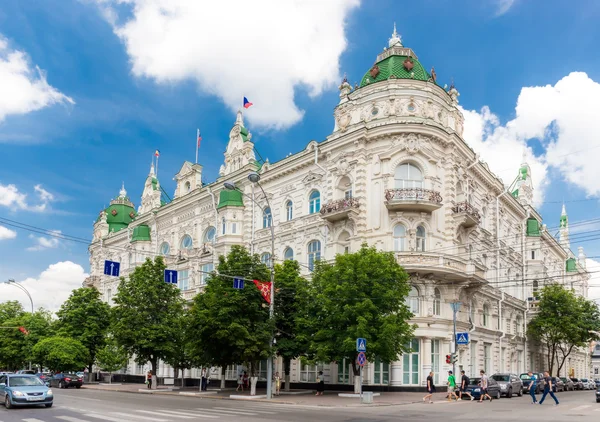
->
[86,28,591,387]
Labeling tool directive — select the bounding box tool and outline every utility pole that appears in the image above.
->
[450,301,461,376]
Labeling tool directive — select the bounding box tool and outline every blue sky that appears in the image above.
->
[1,0,600,309]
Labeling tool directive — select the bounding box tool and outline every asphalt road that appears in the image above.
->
[0,388,599,422]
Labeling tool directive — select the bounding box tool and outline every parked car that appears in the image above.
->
[560,377,575,391]
[465,377,502,400]
[520,372,545,394]
[595,379,600,388]
[15,370,36,375]
[0,373,53,409]
[35,373,50,387]
[50,373,83,389]
[491,373,523,398]
[581,378,594,390]
[596,387,600,403]
[571,378,584,390]
[552,377,565,392]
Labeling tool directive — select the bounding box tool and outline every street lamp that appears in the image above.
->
[224,172,276,399]
[4,279,34,313]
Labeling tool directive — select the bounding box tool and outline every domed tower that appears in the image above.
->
[93,183,137,240]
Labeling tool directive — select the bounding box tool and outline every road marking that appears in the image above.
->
[56,417,93,422]
[110,412,170,421]
[200,408,259,415]
[214,406,275,414]
[136,410,195,419]
[157,409,220,418]
[571,405,592,411]
[22,419,48,422]
[84,413,132,422]
[59,395,103,401]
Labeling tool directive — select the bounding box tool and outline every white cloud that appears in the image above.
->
[27,230,61,251]
[93,0,359,129]
[461,72,600,205]
[495,0,516,16]
[586,258,600,304]
[0,225,17,240]
[0,261,88,313]
[0,34,74,122]
[0,182,55,212]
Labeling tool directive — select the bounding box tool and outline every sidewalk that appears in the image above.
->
[82,383,428,407]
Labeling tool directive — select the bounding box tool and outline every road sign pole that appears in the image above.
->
[359,365,363,402]
[450,301,461,376]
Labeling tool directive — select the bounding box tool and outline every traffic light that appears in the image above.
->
[446,354,451,364]
[451,353,458,364]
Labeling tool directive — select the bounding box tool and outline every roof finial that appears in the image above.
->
[389,22,402,48]
[119,182,127,198]
[149,160,155,176]
[236,109,244,127]
[561,202,567,216]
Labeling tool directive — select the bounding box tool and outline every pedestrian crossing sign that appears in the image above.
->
[356,338,367,352]
[456,332,469,345]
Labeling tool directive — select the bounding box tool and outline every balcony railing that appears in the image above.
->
[396,252,487,283]
[384,188,443,212]
[452,201,481,228]
[319,198,359,221]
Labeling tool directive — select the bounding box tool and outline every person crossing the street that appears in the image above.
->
[539,371,559,406]
[527,370,538,404]
[447,370,458,402]
[478,370,493,403]
[423,371,436,403]
[459,370,474,401]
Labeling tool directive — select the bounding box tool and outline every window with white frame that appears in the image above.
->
[307,240,321,271]
[263,207,272,228]
[285,200,293,221]
[261,252,272,267]
[416,225,426,251]
[394,163,423,189]
[517,351,523,374]
[160,242,170,256]
[431,339,440,385]
[309,190,321,214]
[221,217,226,235]
[337,359,350,384]
[470,340,477,376]
[185,181,191,192]
[284,247,294,261]
[406,286,420,315]
[402,339,420,385]
[344,188,353,199]
[181,235,193,250]
[516,316,522,335]
[256,359,268,380]
[178,269,190,291]
[482,304,490,327]
[484,343,491,374]
[373,357,389,385]
[433,288,441,316]
[231,222,237,234]
[393,224,406,252]
[203,227,216,243]
[300,362,323,382]
[200,263,214,286]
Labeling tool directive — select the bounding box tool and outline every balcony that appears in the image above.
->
[395,252,487,283]
[452,201,481,228]
[83,275,101,288]
[319,198,360,222]
[384,188,442,213]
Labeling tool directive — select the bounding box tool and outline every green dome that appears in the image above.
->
[360,54,431,87]
[104,185,136,233]
[132,224,151,242]
[217,189,244,209]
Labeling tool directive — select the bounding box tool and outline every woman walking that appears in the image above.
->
[274,372,281,396]
[423,371,436,403]
[146,371,152,390]
[236,374,244,392]
[315,371,324,396]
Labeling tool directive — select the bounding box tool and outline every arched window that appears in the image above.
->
[482,304,490,327]
[285,200,293,221]
[284,247,294,261]
[338,230,351,254]
[185,181,191,193]
[180,234,193,250]
[416,225,426,252]
[406,286,420,315]
[393,224,406,252]
[394,163,423,189]
[433,288,441,316]
[203,226,216,243]
[261,252,272,267]
[307,240,321,271]
[309,190,321,214]
[263,207,272,228]
[516,316,522,335]
[222,217,226,235]
[159,242,170,256]
[456,181,464,203]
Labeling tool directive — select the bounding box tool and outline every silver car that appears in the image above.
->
[491,373,523,398]
[580,378,594,390]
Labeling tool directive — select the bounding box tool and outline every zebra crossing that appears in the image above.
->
[4,402,312,422]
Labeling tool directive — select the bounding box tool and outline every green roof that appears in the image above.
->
[240,127,250,142]
[131,224,151,242]
[526,218,541,237]
[566,258,577,272]
[151,177,158,191]
[106,196,136,234]
[217,189,244,209]
[360,54,431,87]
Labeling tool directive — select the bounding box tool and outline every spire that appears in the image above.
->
[235,109,244,127]
[561,203,567,217]
[119,182,127,198]
[388,22,402,48]
[149,161,155,177]
[559,203,570,251]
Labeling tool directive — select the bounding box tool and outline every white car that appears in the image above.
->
[580,378,594,390]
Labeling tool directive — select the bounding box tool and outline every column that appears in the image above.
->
[390,360,403,386]
[422,337,432,385]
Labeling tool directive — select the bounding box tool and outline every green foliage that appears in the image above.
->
[111,256,185,374]
[31,336,89,373]
[56,287,111,371]
[164,308,195,378]
[188,245,272,375]
[96,341,129,374]
[308,244,414,375]
[0,301,25,322]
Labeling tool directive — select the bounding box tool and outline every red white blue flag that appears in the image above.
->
[243,97,253,109]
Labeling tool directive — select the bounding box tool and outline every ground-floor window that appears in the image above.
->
[517,351,523,374]
[403,339,420,385]
[470,341,477,376]
[337,360,350,384]
[178,269,189,290]
[225,365,238,380]
[300,363,323,382]
[200,263,214,285]
[484,343,491,375]
[256,359,268,380]
[373,357,389,385]
[431,339,440,385]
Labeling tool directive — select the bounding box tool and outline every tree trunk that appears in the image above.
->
[284,358,291,392]
[220,367,226,389]
[557,344,575,378]
[151,357,158,390]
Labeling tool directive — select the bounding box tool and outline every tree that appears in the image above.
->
[164,308,195,388]
[188,245,272,387]
[111,256,185,387]
[0,301,25,323]
[56,287,111,374]
[96,341,129,384]
[31,336,89,373]
[308,244,415,392]
[273,260,311,391]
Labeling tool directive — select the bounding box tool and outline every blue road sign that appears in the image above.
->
[456,332,470,345]
[103,260,120,277]
[356,338,367,352]
[233,277,245,289]
[164,270,178,285]
[357,351,367,367]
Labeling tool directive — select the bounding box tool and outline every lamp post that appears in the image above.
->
[450,300,461,377]
[4,279,34,313]
[224,172,276,399]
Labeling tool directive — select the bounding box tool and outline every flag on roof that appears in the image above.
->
[197,129,202,148]
[154,150,160,157]
[243,97,253,109]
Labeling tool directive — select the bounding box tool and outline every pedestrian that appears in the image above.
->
[275,372,281,396]
[478,370,493,403]
[243,371,249,389]
[459,370,474,401]
[538,371,559,406]
[236,374,244,392]
[315,371,324,396]
[201,368,208,391]
[527,370,537,404]
[147,370,152,390]
[423,371,436,403]
[447,371,458,402]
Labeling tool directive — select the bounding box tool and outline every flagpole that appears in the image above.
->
[196,129,199,164]
[156,153,159,178]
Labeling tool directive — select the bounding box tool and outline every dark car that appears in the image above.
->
[596,387,600,403]
[520,373,545,394]
[560,377,575,391]
[465,377,501,400]
[35,373,51,387]
[0,374,53,408]
[552,377,564,392]
[571,378,584,390]
[491,373,523,398]
[50,373,83,389]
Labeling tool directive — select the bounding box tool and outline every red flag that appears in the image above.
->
[253,279,272,304]
[197,129,202,147]
[18,326,29,335]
